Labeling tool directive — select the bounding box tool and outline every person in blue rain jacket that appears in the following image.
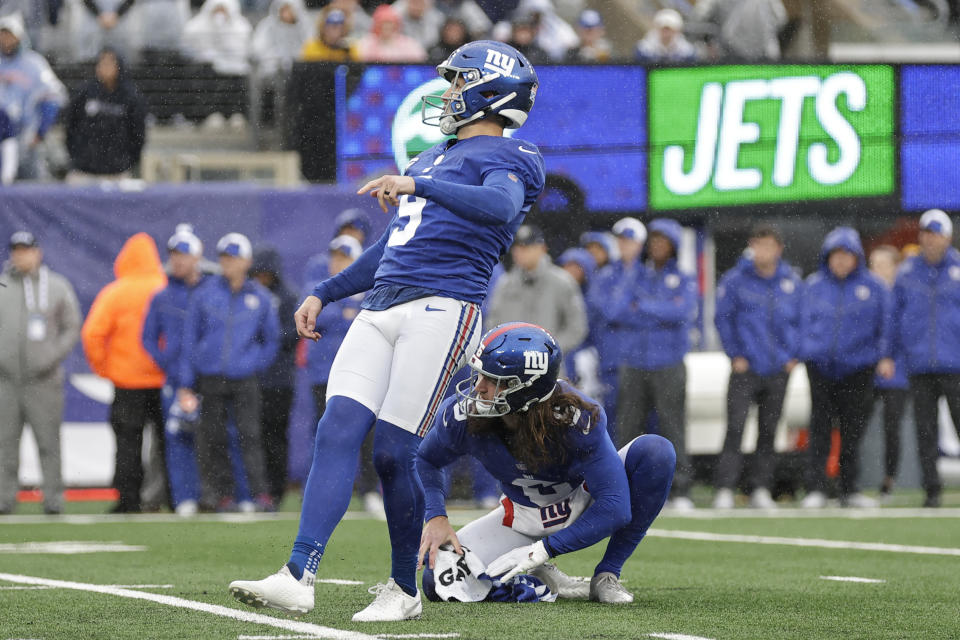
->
[799,226,893,509]
[612,218,698,509]
[143,224,210,515]
[178,232,280,512]
[584,218,645,439]
[892,209,960,508]
[712,224,802,510]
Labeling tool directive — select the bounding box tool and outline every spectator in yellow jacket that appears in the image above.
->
[301,9,359,62]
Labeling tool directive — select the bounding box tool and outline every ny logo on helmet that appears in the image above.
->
[484,49,516,77]
[523,350,548,375]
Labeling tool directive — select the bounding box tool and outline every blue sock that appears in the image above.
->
[595,434,675,577]
[287,396,375,578]
[373,421,423,597]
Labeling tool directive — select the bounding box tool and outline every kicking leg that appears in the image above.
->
[231,310,394,616]
[228,396,374,616]
[289,396,376,577]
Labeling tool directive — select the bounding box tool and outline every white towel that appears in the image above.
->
[432,545,492,602]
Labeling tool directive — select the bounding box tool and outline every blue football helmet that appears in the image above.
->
[456,322,562,417]
[422,40,539,135]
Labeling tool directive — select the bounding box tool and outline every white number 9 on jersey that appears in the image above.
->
[387,196,427,247]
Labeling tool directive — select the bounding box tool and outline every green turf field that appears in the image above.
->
[2,497,959,640]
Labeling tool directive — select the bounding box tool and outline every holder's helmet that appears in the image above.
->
[456,322,561,417]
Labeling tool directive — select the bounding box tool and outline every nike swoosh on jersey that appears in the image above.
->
[425,304,446,312]
[518,145,538,154]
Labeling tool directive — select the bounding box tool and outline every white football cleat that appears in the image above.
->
[229,565,314,615]
[589,572,634,604]
[712,488,735,509]
[749,488,777,509]
[668,496,695,511]
[175,499,198,517]
[352,579,422,622]
[801,491,827,509]
[842,492,878,509]
[529,562,590,599]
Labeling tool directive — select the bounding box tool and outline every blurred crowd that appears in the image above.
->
[0,0,804,181]
[2,207,959,515]
[2,0,798,67]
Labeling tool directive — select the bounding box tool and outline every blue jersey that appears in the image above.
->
[314,135,545,309]
[417,381,631,556]
[377,135,544,301]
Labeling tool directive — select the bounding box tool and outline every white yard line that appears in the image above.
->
[317,579,364,586]
[108,584,175,588]
[237,636,323,639]
[0,583,173,590]
[0,573,377,640]
[647,529,960,556]
[648,633,716,640]
[374,635,462,638]
[820,576,887,583]
[237,636,460,640]
[0,541,146,554]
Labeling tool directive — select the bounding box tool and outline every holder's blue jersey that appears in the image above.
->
[417,380,631,555]
[379,135,544,303]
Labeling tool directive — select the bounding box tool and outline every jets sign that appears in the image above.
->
[649,65,894,209]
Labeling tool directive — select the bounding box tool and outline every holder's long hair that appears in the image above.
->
[467,382,600,473]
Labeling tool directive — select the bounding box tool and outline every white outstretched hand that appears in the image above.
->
[485,540,550,582]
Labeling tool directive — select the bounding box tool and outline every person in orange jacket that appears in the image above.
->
[82,232,169,513]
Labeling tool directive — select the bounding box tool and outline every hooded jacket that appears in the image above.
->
[182,0,252,75]
[355,4,427,62]
[251,0,312,76]
[0,260,81,383]
[178,271,280,389]
[81,233,168,389]
[0,13,66,141]
[800,227,891,380]
[715,255,802,376]
[250,246,298,389]
[65,48,146,175]
[892,246,960,375]
[610,218,698,370]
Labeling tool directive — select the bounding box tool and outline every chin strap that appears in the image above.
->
[440,92,519,135]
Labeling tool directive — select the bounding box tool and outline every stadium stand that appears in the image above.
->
[52,54,248,124]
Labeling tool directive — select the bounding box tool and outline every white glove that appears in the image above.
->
[485,540,550,582]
